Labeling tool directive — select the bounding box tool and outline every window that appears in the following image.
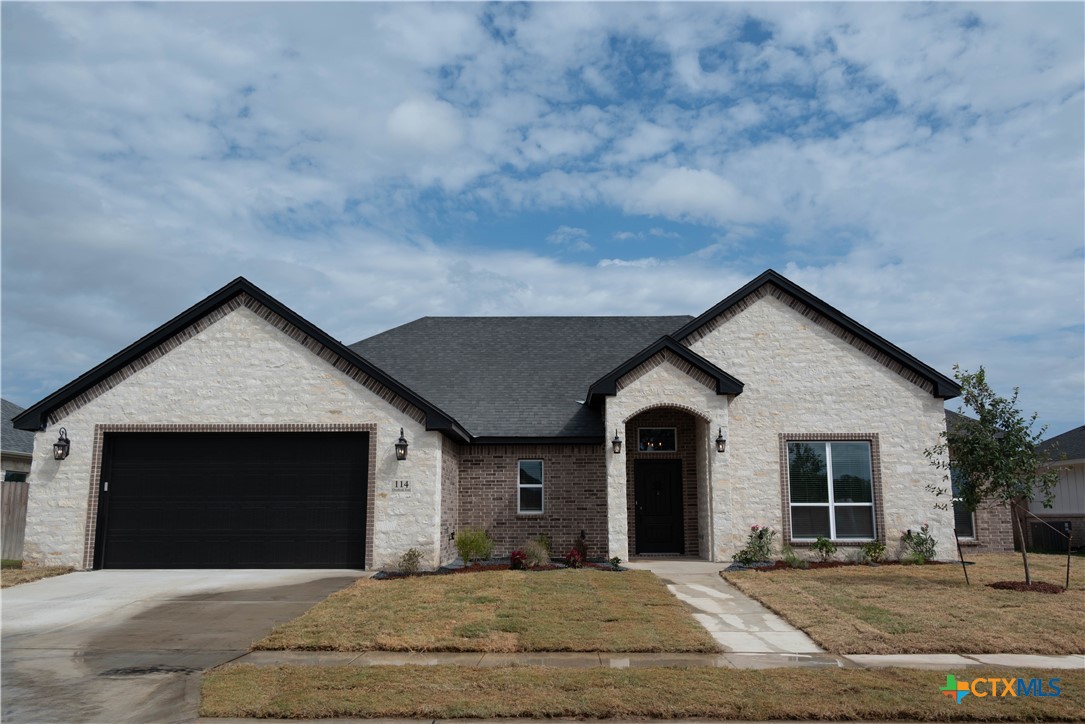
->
[787,441,875,540]
[3,471,27,483]
[638,427,676,452]
[950,467,975,539]
[518,460,543,514]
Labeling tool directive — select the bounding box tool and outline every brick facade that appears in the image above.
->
[960,501,1016,553]
[457,444,607,559]
[624,408,700,556]
[439,438,461,564]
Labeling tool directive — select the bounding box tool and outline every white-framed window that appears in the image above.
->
[950,467,976,539]
[787,441,876,541]
[638,427,676,452]
[517,459,544,514]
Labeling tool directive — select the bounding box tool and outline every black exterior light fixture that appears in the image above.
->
[53,427,71,460]
[394,428,409,461]
[715,427,727,454]
[611,430,622,454]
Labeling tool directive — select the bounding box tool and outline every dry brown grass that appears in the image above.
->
[256,569,718,652]
[723,553,1085,654]
[202,664,1085,720]
[0,566,74,588]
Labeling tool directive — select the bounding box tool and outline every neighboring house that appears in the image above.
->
[1032,425,1085,550]
[13,270,971,570]
[2,398,35,560]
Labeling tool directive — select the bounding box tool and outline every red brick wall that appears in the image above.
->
[440,438,460,564]
[625,408,699,556]
[457,444,607,559]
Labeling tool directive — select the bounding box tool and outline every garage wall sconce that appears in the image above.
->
[611,430,622,454]
[715,428,727,454]
[53,427,71,460]
[394,428,409,461]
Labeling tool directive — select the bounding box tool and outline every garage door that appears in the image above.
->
[94,432,369,568]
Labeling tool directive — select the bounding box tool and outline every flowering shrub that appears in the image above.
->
[509,550,527,570]
[901,524,937,564]
[564,548,584,569]
[732,524,776,566]
[861,539,886,564]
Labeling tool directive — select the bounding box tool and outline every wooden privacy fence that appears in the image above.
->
[2,481,29,560]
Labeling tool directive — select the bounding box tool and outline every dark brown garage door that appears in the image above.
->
[94,432,368,568]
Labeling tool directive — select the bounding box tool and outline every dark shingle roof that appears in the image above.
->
[2,399,34,456]
[1039,425,1085,462]
[350,316,692,438]
[944,409,974,433]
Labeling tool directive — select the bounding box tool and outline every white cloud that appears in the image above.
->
[386,97,466,155]
[618,167,771,225]
[546,225,593,252]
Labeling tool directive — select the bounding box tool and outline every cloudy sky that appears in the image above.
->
[2,2,1082,436]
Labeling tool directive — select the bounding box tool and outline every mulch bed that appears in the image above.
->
[374,560,623,580]
[987,580,1065,594]
[734,560,949,572]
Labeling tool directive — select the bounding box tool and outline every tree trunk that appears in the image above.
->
[1012,502,1031,585]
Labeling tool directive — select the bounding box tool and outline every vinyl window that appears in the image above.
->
[518,460,543,514]
[787,441,875,541]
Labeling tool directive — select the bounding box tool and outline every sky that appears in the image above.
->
[2,2,1083,437]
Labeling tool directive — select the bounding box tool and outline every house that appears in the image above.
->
[13,270,971,570]
[943,409,1017,553]
[2,398,35,560]
[1031,425,1085,550]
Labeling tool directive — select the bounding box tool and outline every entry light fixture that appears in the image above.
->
[395,428,409,461]
[715,428,727,454]
[611,430,622,454]
[53,427,71,461]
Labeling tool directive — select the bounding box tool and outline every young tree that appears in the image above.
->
[925,365,1061,584]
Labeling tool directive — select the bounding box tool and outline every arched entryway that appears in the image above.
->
[625,406,705,557]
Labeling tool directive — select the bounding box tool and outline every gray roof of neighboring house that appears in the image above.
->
[1039,425,1085,462]
[350,316,693,439]
[2,399,34,456]
[944,409,974,433]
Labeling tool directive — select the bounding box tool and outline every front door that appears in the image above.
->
[634,459,684,554]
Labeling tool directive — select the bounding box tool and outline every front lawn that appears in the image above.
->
[723,553,1084,654]
[202,664,1085,720]
[256,569,718,652]
[0,565,74,588]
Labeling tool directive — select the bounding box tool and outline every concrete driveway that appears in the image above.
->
[1,569,362,723]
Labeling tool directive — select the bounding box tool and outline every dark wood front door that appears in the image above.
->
[634,459,684,554]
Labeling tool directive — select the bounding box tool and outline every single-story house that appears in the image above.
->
[14,270,976,570]
[1031,425,1085,550]
[2,398,34,560]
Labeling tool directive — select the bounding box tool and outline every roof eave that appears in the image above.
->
[12,278,473,442]
[672,269,961,400]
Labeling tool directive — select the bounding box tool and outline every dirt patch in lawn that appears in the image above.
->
[202,664,1085,721]
[987,580,1066,594]
[722,553,1084,655]
[256,568,718,653]
[1,566,74,588]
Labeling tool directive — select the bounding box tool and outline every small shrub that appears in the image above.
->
[564,548,583,569]
[535,534,552,555]
[811,536,837,562]
[732,524,776,566]
[455,527,494,565]
[397,548,424,575]
[781,545,808,569]
[509,550,527,570]
[901,524,937,564]
[861,539,886,564]
[609,556,622,570]
[523,538,550,568]
[573,538,588,561]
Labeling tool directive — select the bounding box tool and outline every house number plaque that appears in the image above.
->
[392,479,411,494]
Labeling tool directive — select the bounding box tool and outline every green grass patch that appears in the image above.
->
[202,664,1085,720]
[256,569,718,653]
[724,553,1085,654]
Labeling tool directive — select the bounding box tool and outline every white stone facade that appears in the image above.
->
[23,305,445,570]
[686,292,954,560]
